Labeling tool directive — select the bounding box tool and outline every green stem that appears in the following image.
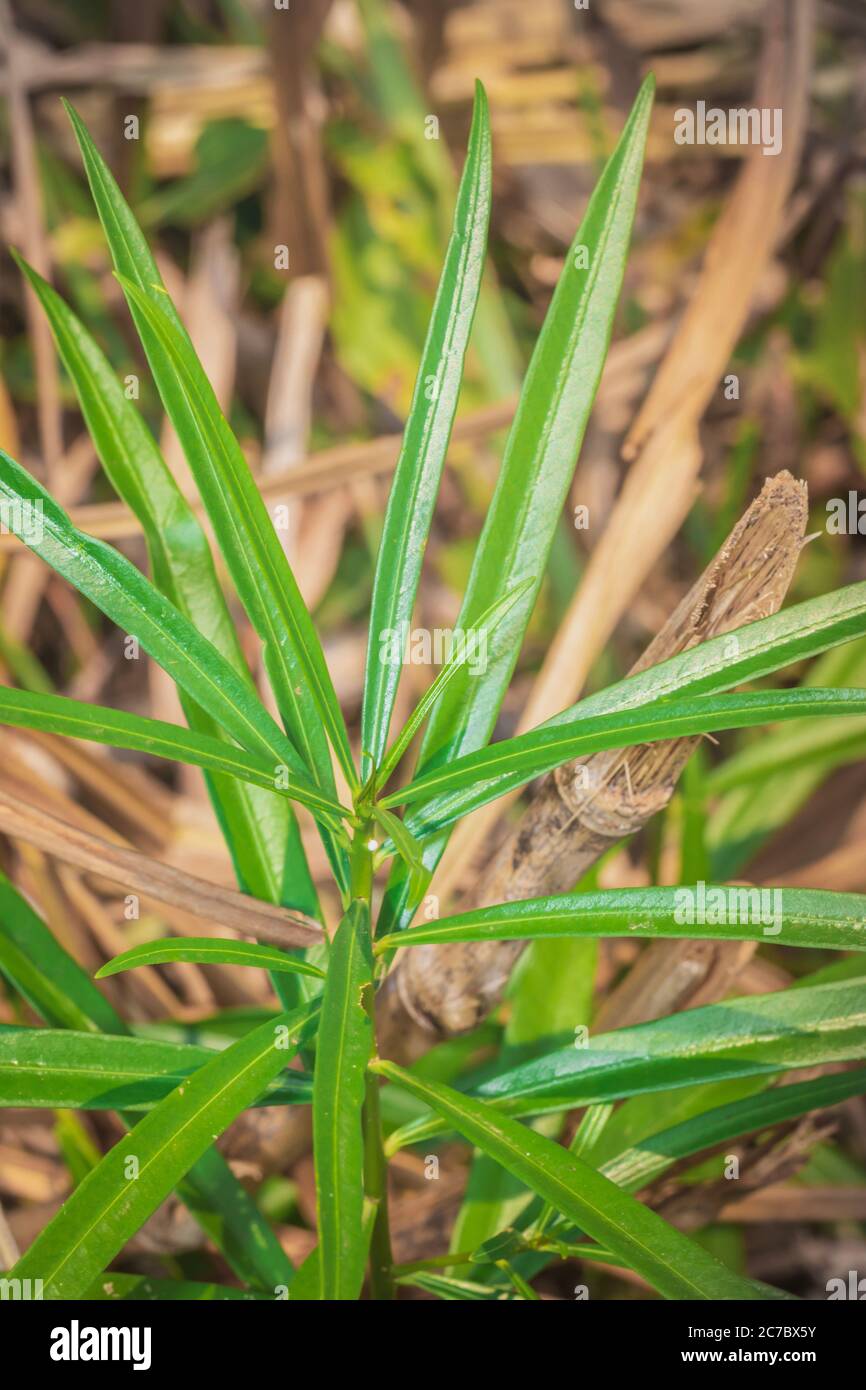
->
[353,822,394,1299]
[363,1060,394,1300]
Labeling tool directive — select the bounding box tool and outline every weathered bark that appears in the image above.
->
[377,470,808,1060]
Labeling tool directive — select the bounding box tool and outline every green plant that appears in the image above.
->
[2,77,866,1302]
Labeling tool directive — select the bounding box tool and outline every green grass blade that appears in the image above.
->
[0,1026,312,1110]
[387,688,866,834]
[10,1007,312,1298]
[361,81,492,776]
[0,685,346,831]
[12,251,316,919]
[313,901,374,1300]
[378,75,654,934]
[371,1060,774,1299]
[96,937,325,981]
[707,641,866,880]
[376,884,866,953]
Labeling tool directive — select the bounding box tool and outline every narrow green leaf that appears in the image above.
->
[708,715,866,792]
[0,874,295,1291]
[0,685,347,830]
[372,806,431,909]
[708,640,866,880]
[12,251,316,918]
[377,884,866,954]
[372,1060,775,1299]
[379,75,654,933]
[313,901,374,1300]
[96,937,325,981]
[476,977,866,1116]
[118,273,355,795]
[82,1273,272,1301]
[0,448,315,781]
[0,1026,312,1110]
[374,577,534,791]
[546,580,866,728]
[395,1271,511,1300]
[601,1066,866,1195]
[11,1007,312,1298]
[387,976,866,1150]
[0,871,122,1034]
[172,1146,297,1295]
[361,81,492,775]
[451,933,598,1258]
[386,688,866,835]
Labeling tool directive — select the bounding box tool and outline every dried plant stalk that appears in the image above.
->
[0,785,323,949]
[378,470,808,1060]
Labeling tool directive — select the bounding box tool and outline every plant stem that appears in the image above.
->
[363,1056,394,1299]
[353,821,394,1299]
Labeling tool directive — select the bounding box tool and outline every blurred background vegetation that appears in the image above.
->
[1,0,866,1297]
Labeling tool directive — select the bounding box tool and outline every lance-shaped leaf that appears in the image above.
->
[546,580,866,727]
[0,1026,313,1110]
[313,901,374,1300]
[0,871,122,1035]
[378,75,655,933]
[0,447,317,780]
[600,1066,866,1195]
[372,806,431,911]
[63,100,354,792]
[476,975,866,1116]
[12,251,316,918]
[83,1273,272,1301]
[376,884,866,954]
[386,975,866,1150]
[11,1006,313,1299]
[371,1061,776,1300]
[0,872,295,1292]
[120,276,355,796]
[361,81,492,776]
[0,685,347,832]
[96,937,325,981]
[373,577,534,793]
[385,687,866,835]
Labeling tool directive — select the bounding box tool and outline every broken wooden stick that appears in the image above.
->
[377,470,808,1060]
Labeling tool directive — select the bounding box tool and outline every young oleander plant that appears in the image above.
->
[4,78,866,1302]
